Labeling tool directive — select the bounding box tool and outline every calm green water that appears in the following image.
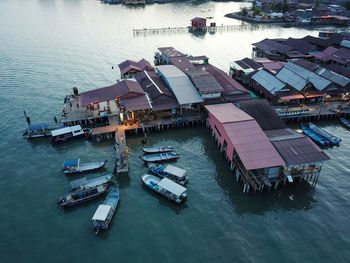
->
[1,0,350,262]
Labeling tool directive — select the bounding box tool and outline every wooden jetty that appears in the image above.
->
[133,24,282,36]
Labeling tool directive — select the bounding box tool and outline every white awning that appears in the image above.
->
[164,165,186,178]
[157,178,187,196]
[92,204,111,221]
[51,125,82,136]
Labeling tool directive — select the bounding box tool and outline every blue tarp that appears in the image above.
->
[27,123,49,131]
[64,159,79,167]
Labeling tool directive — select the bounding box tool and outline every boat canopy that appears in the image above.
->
[63,159,80,167]
[164,165,186,178]
[92,204,112,221]
[158,178,187,196]
[27,123,50,131]
[71,177,88,188]
[51,125,82,137]
[84,174,113,189]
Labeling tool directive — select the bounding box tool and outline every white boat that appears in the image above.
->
[92,186,120,234]
[143,146,174,154]
[140,174,188,204]
[148,163,188,185]
[62,159,107,174]
[51,125,91,144]
[70,174,113,190]
[140,152,179,163]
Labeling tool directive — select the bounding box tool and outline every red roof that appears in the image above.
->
[223,120,286,170]
[118,60,142,75]
[191,17,206,22]
[205,103,253,124]
[81,80,145,106]
[122,95,151,111]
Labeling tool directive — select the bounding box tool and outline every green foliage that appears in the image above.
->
[345,0,350,10]
[314,0,320,8]
[252,7,262,16]
[270,1,288,13]
[239,7,248,16]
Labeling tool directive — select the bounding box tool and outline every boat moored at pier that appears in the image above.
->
[92,186,120,234]
[301,123,330,147]
[51,125,91,145]
[308,122,341,145]
[142,146,174,154]
[147,163,188,185]
[140,174,188,204]
[70,174,113,190]
[140,152,179,163]
[340,118,350,129]
[62,159,107,174]
[23,123,60,139]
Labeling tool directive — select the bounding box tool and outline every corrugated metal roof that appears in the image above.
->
[157,65,203,105]
[223,120,286,170]
[122,94,152,111]
[272,137,329,165]
[205,103,253,123]
[80,80,145,106]
[316,67,350,87]
[251,70,286,94]
[158,47,185,58]
[169,56,196,72]
[284,62,331,91]
[252,39,294,54]
[187,69,223,94]
[276,67,306,91]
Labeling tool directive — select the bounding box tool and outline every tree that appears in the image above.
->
[314,0,320,8]
[345,0,350,10]
[253,7,262,16]
[239,7,248,16]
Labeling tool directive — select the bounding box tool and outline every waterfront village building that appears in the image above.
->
[80,79,152,123]
[191,17,207,28]
[118,59,153,79]
[205,101,329,193]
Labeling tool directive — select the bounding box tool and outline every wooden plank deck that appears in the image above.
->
[115,127,128,174]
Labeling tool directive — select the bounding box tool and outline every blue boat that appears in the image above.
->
[301,123,330,147]
[308,122,341,145]
[58,183,109,208]
[147,163,188,185]
[23,123,61,139]
[340,118,350,129]
[92,186,120,234]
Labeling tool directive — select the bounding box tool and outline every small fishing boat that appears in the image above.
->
[301,123,330,147]
[140,152,179,163]
[143,146,174,154]
[23,123,60,139]
[140,174,188,204]
[340,117,350,129]
[58,183,109,208]
[92,186,120,234]
[309,122,341,145]
[148,163,188,185]
[51,125,91,145]
[70,174,113,190]
[62,159,107,174]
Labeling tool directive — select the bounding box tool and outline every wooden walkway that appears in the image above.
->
[114,127,128,174]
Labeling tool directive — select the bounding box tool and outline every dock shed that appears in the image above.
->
[191,17,206,28]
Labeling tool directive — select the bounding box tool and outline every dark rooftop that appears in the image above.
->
[253,39,294,54]
[158,47,185,58]
[285,38,318,54]
[187,69,224,94]
[169,56,196,72]
[236,99,287,131]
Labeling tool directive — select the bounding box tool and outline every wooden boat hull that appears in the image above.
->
[140,174,186,204]
[301,124,329,147]
[147,163,188,185]
[63,160,107,174]
[51,132,90,145]
[140,152,179,163]
[308,122,341,145]
[59,184,108,208]
[92,187,120,233]
[143,146,174,154]
[340,118,350,129]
